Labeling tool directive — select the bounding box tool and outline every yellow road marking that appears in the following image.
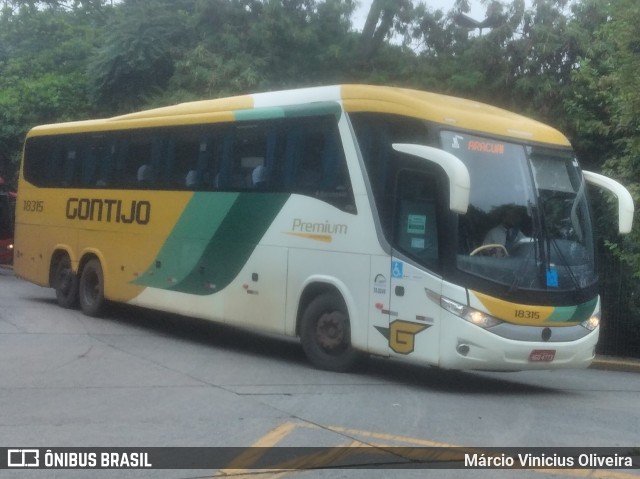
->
[217,421,298,476]
[325,425,459,447]
[262,440,367,470]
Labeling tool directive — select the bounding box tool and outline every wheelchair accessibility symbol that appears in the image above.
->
[392,260,403,279]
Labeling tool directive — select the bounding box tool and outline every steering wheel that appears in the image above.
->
[470,244,509,257]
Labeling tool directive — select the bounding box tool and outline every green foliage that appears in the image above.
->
[165,0,358,99]
[88,0,192,112]
[567,0,640,275]
[0,2,98,185]
[562,0,640,353]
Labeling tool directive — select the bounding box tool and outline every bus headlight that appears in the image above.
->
[581,312,600,331]
[439,296,502,329]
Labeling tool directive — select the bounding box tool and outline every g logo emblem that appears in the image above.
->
[389,320,428,354]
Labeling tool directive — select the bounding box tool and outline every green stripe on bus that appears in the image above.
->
[234,107,285,121]
[281,102,342,118]
[546,297,597,323]
[132,192,238,290]
[570,297,598,323]
[134,192,289,295]
[545,305,577,323]
[233,102,342,122]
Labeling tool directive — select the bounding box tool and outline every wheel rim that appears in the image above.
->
[316,310,348,354]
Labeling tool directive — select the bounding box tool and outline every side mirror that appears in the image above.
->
[392,143,470,214]
[583,170,634,234]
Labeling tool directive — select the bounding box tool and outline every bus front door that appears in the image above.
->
[388,170,442,364]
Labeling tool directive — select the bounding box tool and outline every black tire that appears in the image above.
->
[78,258,105,317]
[53,255,78,308]
[300,291,360,372]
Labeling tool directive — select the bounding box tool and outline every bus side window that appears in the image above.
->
[24,136,67,188]
[196,135,214,190]
[394,170,440,271]
[216,123,273,191]
[295,134,320,190]
[96,140,117,187]
[23,137,53,187]
[215,129,235,190]
[67,138,97,187]
[181,137,206,190]
[254,124,280,191]
[288,117,354,213]
[238,124,267,189]
[168,130,196,190]
[46,141,66,187]
[158,136,175,188]
[80,137,101,187]
[122,134,154,188]
[283,124,304,189]
[206,132,224,190]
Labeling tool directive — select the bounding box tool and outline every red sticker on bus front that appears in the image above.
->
[529,349,556,362]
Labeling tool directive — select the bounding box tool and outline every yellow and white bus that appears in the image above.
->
[14,85,634,372]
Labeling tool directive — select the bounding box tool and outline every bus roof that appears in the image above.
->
[28,84,571,146]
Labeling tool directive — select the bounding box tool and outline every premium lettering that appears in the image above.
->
[66,198,150,225]
[292,218,348,235]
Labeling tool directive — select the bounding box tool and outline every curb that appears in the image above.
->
[590,356,640,373]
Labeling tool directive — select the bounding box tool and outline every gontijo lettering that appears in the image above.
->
[66,198,150,225]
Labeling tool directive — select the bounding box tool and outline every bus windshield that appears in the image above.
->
[441,131,596,294]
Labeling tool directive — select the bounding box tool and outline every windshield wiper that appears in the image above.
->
[570,178,586,242]
[507,237,536,294]
[507,200,542,294]
[548,237,583,298]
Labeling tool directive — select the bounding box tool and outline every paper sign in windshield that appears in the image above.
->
[407,214,426,234]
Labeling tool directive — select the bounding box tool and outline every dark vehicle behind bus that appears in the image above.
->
[0,187,16,265]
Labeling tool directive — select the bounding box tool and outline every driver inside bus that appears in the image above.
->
[482,207,526,256]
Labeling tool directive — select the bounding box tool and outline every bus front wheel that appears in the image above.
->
[53,255,78,308]
[79,258,105,317]
[301,292,360,372]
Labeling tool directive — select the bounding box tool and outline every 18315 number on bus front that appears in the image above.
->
[23,200,44,213]
[515,309,540,320]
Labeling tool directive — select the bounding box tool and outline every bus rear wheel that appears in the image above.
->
[79,258,105,317]
[53,255,78,308]
[300,291,360,372]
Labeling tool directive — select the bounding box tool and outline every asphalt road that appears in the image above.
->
[1,267,639,479]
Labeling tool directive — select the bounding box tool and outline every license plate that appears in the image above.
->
[529,349,556,362]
